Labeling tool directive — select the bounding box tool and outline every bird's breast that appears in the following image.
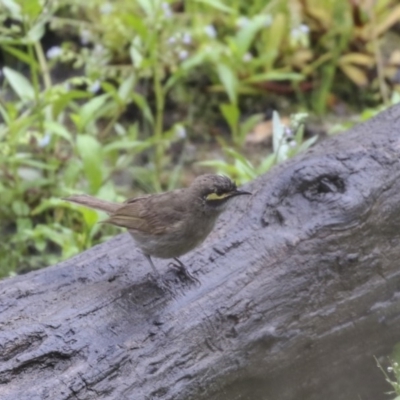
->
[129,215,218,259]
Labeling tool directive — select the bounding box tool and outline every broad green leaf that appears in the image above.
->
[136,0,154,16]
[225,147,254,167]
[3,67,35,101]
[257,153,276,174]
[239,113,264,143]
[118,73,136,103]
[2,0,21,17]
[235,15,268,56]
[76,135,103,193]
[220,103,239,133]
[217,64,237,104]
[79,94,110,130]
[12,200,30,216]
[44,121,73,143]
[122,14,148,39]
[131,92,154,124]
[297,135,318,154]
[244,72,304,83]
[194,0,234,13]
[27,21,45,42]
[20,0,42,18]
[130,42,143,68]
[51,89,90,118]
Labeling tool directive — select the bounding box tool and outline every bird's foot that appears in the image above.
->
[169,258,201,287]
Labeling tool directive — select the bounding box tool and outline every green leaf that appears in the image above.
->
[20,0,42,18]
[76,135,104,193]
[297,135,318,154]
[244,72,304,83]
[257,153,276,174]
[103,139,152,154]
[44,121,73,143]
[51,89,90,118]
[225,147,254,167]
[12,200,30,217]
[239,113,264,142]
[2,45,39,69]
[3,67,35,101]
[27,21,46,42]
[2,0,21,17]
[235,15,268,56]
[130,40,144,68]
[131,92,154,124]
[217,64,238,104]
[118,73,136,103]
[122,14,148,39]
[78,94,110,130]
[220,103,239,134]
[136,0,154,16]
[194,0,234,13]
[272,111,289,162]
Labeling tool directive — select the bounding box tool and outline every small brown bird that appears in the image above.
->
[64,174,251,282]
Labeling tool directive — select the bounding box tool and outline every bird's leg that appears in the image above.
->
[144,254,169,291]
[144,254,160,276]
[169,257,201,286]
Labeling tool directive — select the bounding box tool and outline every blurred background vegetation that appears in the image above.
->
[1,0,400,278]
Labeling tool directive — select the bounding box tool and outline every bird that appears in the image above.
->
[64,174,251,284]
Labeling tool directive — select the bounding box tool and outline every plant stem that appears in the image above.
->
[153,61,165,192]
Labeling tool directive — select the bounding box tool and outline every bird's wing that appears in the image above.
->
[104,191,186,235]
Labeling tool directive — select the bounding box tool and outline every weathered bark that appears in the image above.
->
[2,105,400,400]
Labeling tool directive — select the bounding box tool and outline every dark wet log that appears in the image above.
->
[2,105,400,400]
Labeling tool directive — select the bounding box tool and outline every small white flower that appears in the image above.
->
[175,125,186,139]
[291,24,309,39]
[236,17,249,28]
[242,52,252,62]
[264,15,272,27]
[289,140,297,148]
[38,133,51,147]
[93,44,105,56]
[178,50,189,60]
[291,27,300,39]
[204,25,217,38]
[89,80,101,93]
[299,24,309,33]
[100,3,113,14]
[161,2,172,18]
[388,367,394,372]
[284,127,294,138]
[167,36,177,45]
[46,46,62,60]
[80,29,92,45]
[182,32,192,45]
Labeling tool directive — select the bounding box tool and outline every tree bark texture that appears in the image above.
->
[2,105,400,400]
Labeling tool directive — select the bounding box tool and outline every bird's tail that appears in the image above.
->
[63,194,119,214]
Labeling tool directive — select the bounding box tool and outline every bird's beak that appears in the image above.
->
[230,189,252,197]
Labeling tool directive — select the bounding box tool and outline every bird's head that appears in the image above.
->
[190,174,251,213]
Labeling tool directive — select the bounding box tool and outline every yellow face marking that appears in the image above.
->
[206,192,231,201]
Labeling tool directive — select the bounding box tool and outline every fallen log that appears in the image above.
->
[2,105,400,400]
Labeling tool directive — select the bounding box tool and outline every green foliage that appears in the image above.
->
[199,111,316,184]
[0,0,399,277]
[376,355,400,399]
